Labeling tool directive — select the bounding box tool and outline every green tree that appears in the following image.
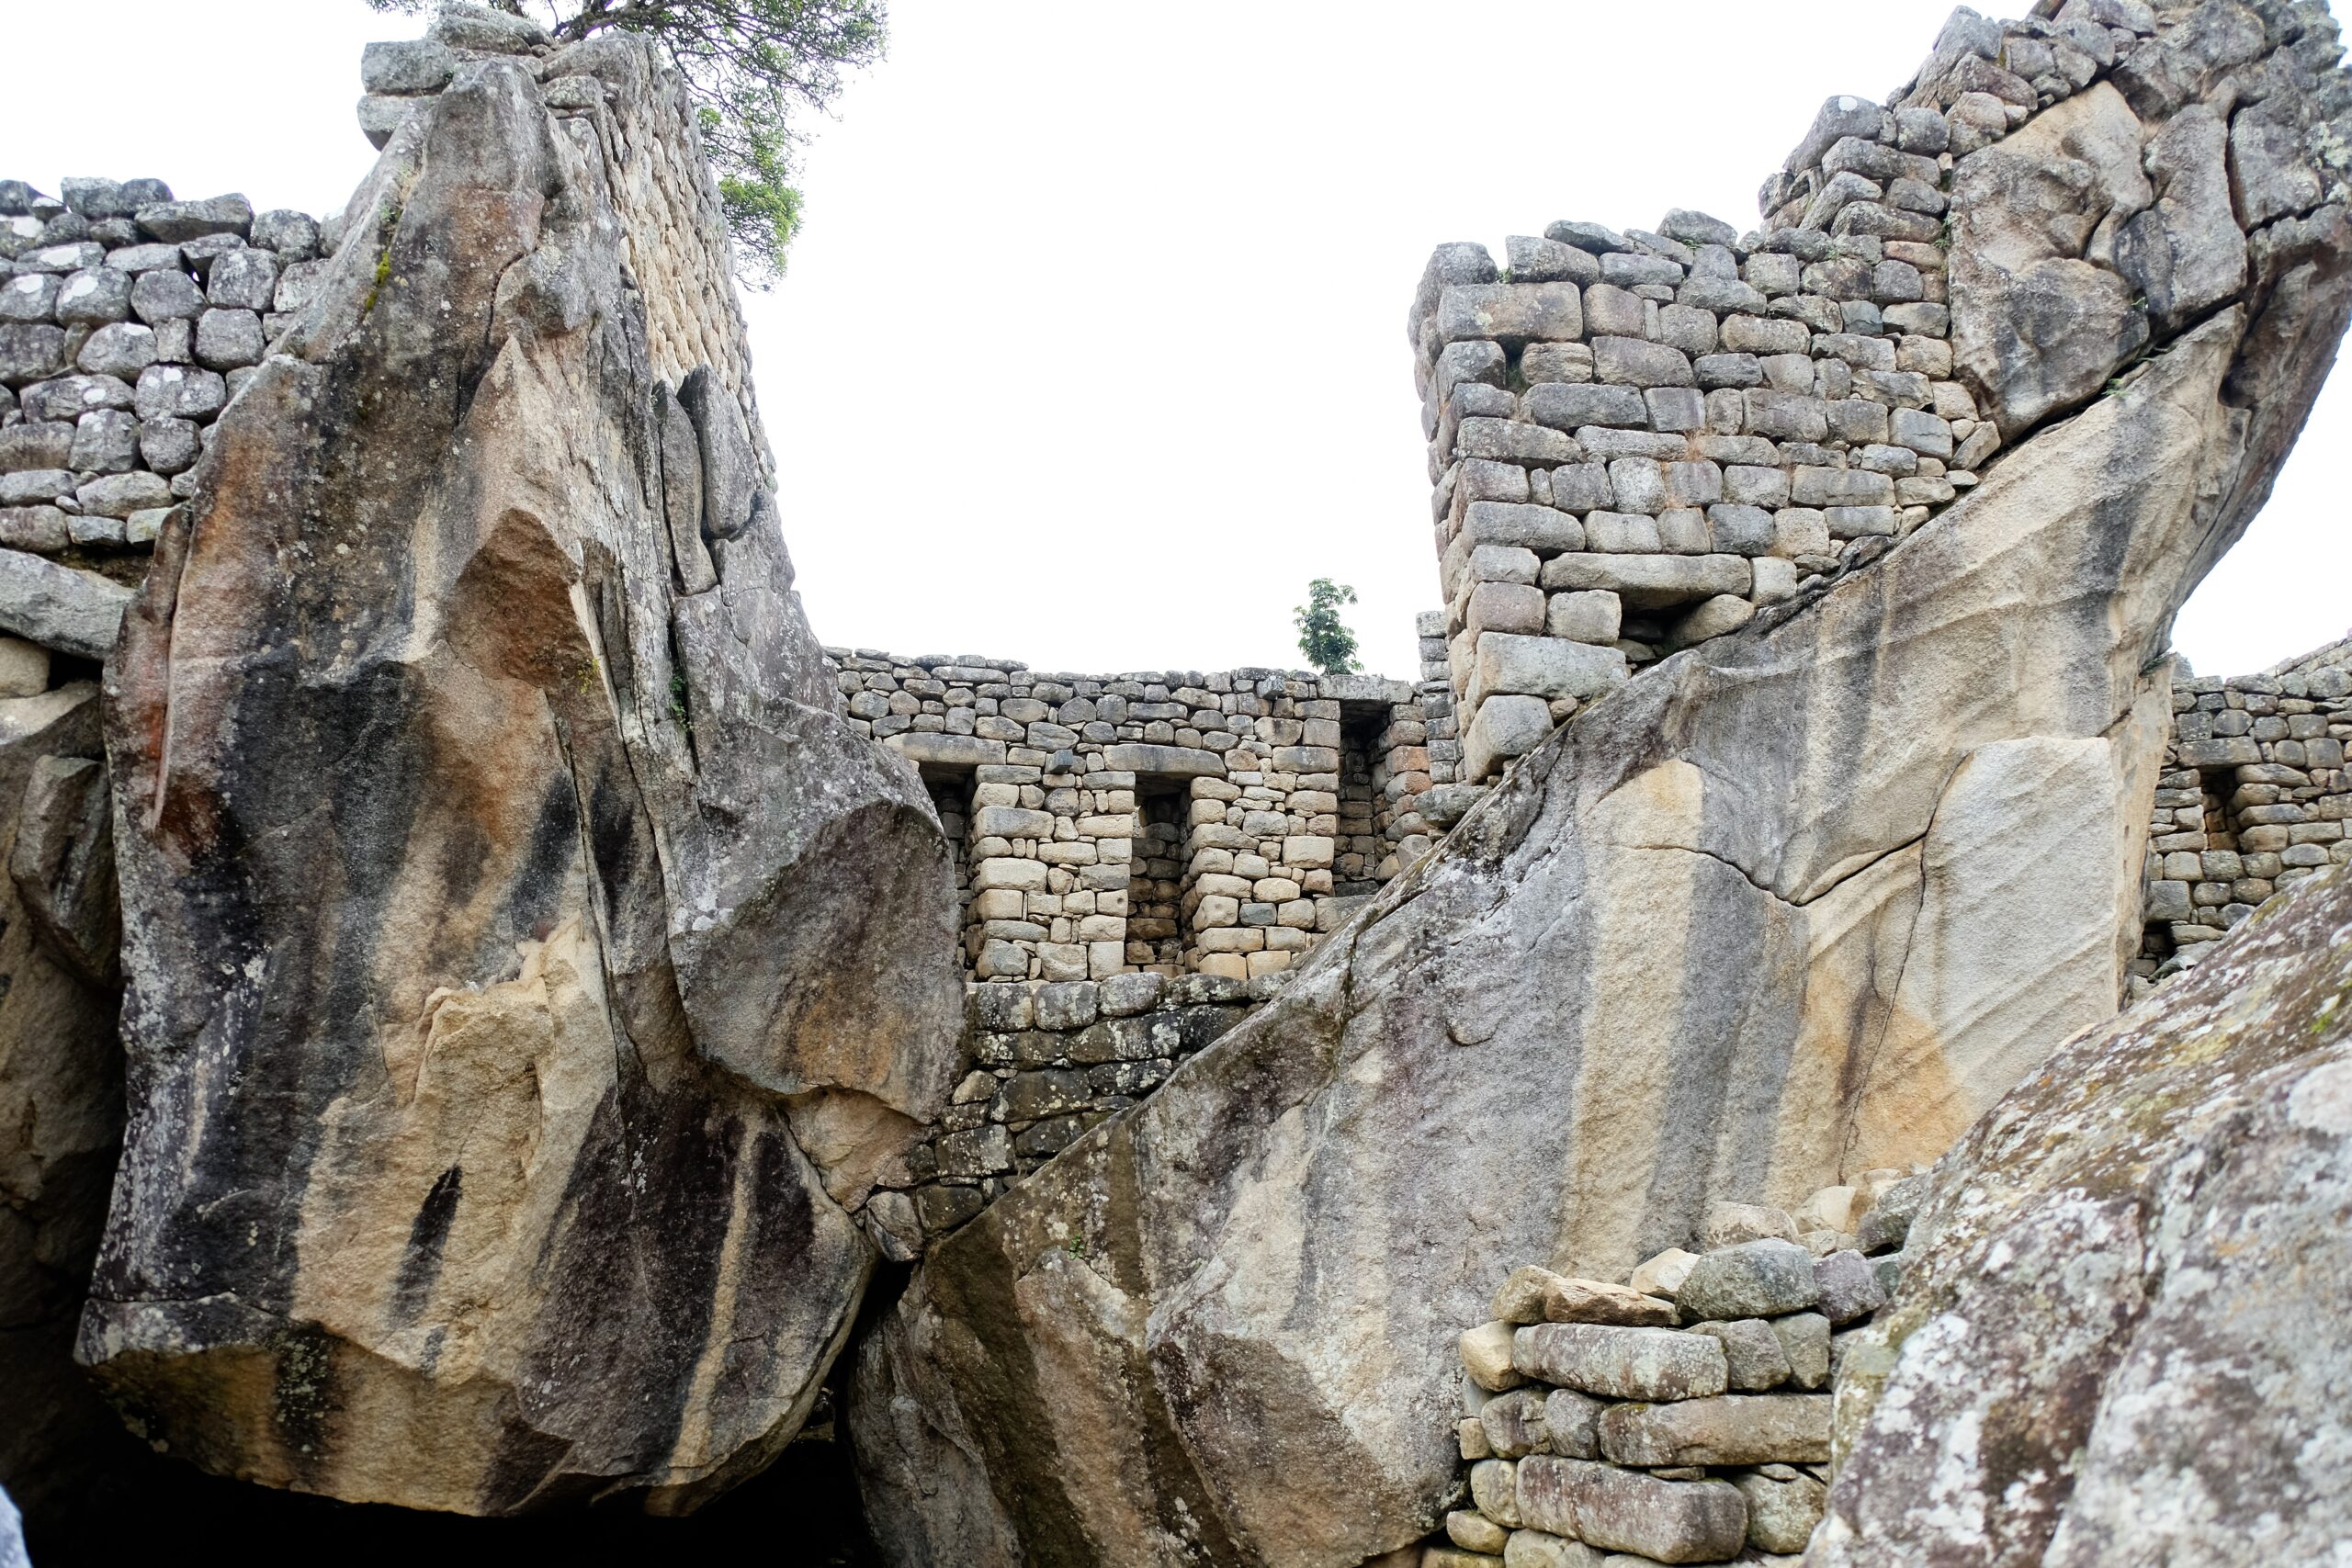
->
[363,0,886,284]
[1295,579,1361,676]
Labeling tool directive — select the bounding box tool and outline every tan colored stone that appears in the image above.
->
[1543,1275,1679,1327]
[1629,1247,1701,1298]
[1463,1320,1528,1392]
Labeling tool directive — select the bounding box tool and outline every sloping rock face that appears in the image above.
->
[848,10,2352,1565]
[74,40,962,1516]
[1812,863,2352,1565]
[0,686,127,1532]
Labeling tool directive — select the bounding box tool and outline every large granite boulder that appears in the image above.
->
[1813,863,2352,1565]
[74,42,961,1516]
[848,28,2352,1568]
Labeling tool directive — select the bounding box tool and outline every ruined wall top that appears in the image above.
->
[1411,0,2352,798]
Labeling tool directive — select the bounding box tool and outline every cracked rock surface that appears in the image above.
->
[74,40,962,1516]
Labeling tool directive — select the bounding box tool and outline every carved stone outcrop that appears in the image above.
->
[74,39,961,1517]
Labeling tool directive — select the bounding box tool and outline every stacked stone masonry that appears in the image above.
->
[2134,631,2352,989]
[889,972,1265,1243]
[1430,1179,1927,1567]
[831,649,1453,981]
[0,178,325,560]
[1414,0,2339,786]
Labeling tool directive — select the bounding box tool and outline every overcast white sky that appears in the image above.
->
[7,0,2345,679]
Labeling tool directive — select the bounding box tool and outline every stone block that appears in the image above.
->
[1723,314,1813,355]
[1598,1393,1833,1467]
[1467,634,1630,711]
[1676,1239,1820,1320]
[1770,1313,1831,1390]
[1460,417,1584,466]
[1438,283,1583,344]
[1592,336,1694,388]
[1630,1247,1699,1298]
[1478,1387,1550,1460]
[1525,383,1646,431]
[1585,511,1661,552]
[1546,590,1622,645]
[1542,1276,1677,1327]
[1689,1317,1792,1390]
[1511,1323,1727,1401]
[1463,695,1555,783]
[1515,1457,1747,1563]
[1462,1320,1526,1392]
[1814,1248,1889,1324]
[1539,553,1751,610]
[1736,1468,1827,1554]
[1743,389,1829,440]
[1510,355,1599,412]
[1468,581,1546,637]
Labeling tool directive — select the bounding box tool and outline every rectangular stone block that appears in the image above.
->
[1723,464,1790,507]
[1280,834,1336,869]
[1468,581,1547,637]
[1463,694,1554,782]
[1546,590,1621,645]
[1465,633,1630,710]
[1438,282,1583,344]
[1511,1323,1727,1401]
[1538,552,1751,609]
[1515,1456,1747,1564]
[1792,466,1896,507]
[974,806,1056,840]
[1743,389,1828,440]
[1457,500,1588,553]
[1459,417,1584,466]
[1596,1393,1833,1467]
[1592,336,1694,389]
[1721,313,1812,355]
[1525,383,1647,431]
[972,856,1049,892]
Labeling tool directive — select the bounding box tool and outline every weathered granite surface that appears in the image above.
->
[1814,862,2352,1566]
[846,4,2352,1558]
[72,36,962,1517]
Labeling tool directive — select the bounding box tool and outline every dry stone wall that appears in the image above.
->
[1416,0,2349,788]
[2133,631,2352,987]
[832,649,1452,982]
[0,179,324,560]
[1427,1180,1925,1567]
[887,973,1261,1245]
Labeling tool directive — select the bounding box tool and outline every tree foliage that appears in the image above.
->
[363,0,886,284]
[1295,579,1362,676]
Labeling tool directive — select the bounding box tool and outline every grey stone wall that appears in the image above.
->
[2135,632,2352,989]
[1412,3,2196,790]
[0,180,323,560]
[831,649,1453,982]
[885,971,1262,1246]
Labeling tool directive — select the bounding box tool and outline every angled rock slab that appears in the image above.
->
[851,288,2351,1565]
[78,46,959,1517]
[1814,864,2352,1566]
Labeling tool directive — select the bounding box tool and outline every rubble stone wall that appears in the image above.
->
[2135,631,2352,987]
[832,648,1456,982]
[889,973,1262,1242]
[0,179,325,560]
[1429,1180,1924,1567]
